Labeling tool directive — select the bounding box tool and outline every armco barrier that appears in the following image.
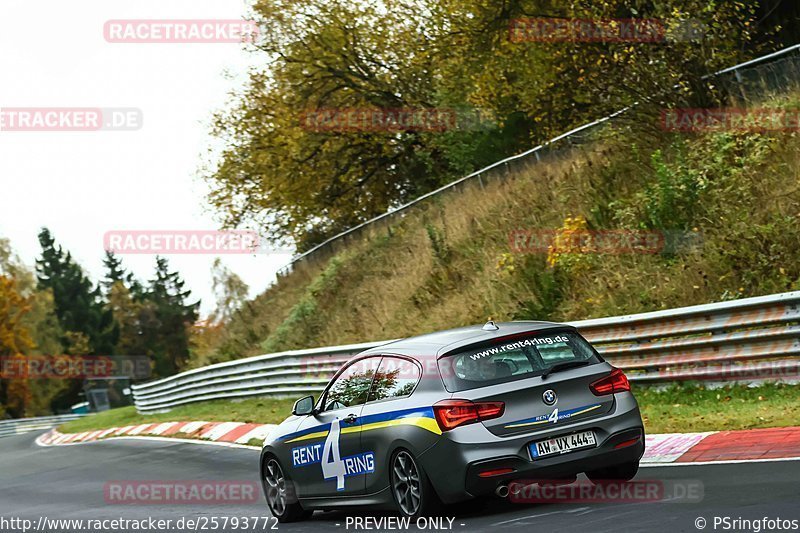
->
[132,292,800,413]
[0,414,86,438]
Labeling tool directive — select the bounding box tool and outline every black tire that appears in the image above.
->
[586,461,639,484]
[261,456,313,523]
[390,449,442,518]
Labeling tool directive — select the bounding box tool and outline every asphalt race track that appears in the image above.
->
[1,431,798,533]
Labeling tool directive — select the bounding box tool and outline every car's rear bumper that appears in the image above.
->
[418,393,644,504]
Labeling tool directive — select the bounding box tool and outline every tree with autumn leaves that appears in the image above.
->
[204,0,795,251]
[0,276,34,418]
[0,232,202,417]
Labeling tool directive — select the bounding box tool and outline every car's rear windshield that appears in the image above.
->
[437,331,601,392]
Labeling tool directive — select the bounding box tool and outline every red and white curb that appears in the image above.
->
[36,421,277,448]
[641,427,800,465]
[642,432,715,463]
[35,423,800,464]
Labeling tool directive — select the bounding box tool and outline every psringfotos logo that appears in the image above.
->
[103,481,261,505]
[0,108,142,132]
[104,20,260,44]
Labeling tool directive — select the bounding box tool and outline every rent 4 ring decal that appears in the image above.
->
[504,403,603,429]
[291,443,323,467]
[291,418,375,491]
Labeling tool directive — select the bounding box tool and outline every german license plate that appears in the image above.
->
[529,430,596,459]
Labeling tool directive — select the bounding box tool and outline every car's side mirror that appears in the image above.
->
[292,395,315,416]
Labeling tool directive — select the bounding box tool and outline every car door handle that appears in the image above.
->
[343,414,358,424]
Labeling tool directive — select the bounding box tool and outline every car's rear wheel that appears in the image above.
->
[390,450,441,518]
[262,457,312,522]
[586,460,639,484]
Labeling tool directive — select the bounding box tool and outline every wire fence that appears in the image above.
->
[278,44,800,275]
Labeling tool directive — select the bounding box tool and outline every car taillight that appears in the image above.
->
[433,399,505,431]
[590,368,631,395]
[478,468,515,478]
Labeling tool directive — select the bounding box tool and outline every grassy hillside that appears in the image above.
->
[194,94,800,366]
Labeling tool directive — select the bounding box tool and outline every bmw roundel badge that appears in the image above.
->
[543,389,557,405]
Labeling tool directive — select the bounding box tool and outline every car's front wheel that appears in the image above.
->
[390,449,441,518]
[262,457,312,522]
[586,460,639,484]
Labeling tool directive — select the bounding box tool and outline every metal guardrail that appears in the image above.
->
[0,414,86,438]
[133,292,800,413]
[278,44,800,274]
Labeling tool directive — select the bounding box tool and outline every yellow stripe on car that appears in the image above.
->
[285,416,441,444]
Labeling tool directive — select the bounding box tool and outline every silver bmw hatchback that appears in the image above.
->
[260,321,645,521]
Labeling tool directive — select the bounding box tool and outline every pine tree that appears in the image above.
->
[147,256,200,376]
[36,228,118,355]
[101,251,125,294]
[102,251,144,298]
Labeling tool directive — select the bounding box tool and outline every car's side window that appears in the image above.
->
[367,356,421,402]
[322,356,381,412]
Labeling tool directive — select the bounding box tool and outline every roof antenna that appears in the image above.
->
[482,319,499,331]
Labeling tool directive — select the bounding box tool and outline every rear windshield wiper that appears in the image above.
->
[541,360,591,380]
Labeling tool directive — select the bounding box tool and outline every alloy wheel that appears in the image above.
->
[392,451,421,516]
[264,459,288,516]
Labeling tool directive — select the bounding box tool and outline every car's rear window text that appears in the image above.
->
[438,332,600,392]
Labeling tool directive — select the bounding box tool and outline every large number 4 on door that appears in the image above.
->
[321,418,347,491]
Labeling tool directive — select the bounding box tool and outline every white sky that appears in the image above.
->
[0,1,293,316]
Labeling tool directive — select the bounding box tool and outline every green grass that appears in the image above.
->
[58,397,296,434]
[59,383,800,436]
[637,382,800,434]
